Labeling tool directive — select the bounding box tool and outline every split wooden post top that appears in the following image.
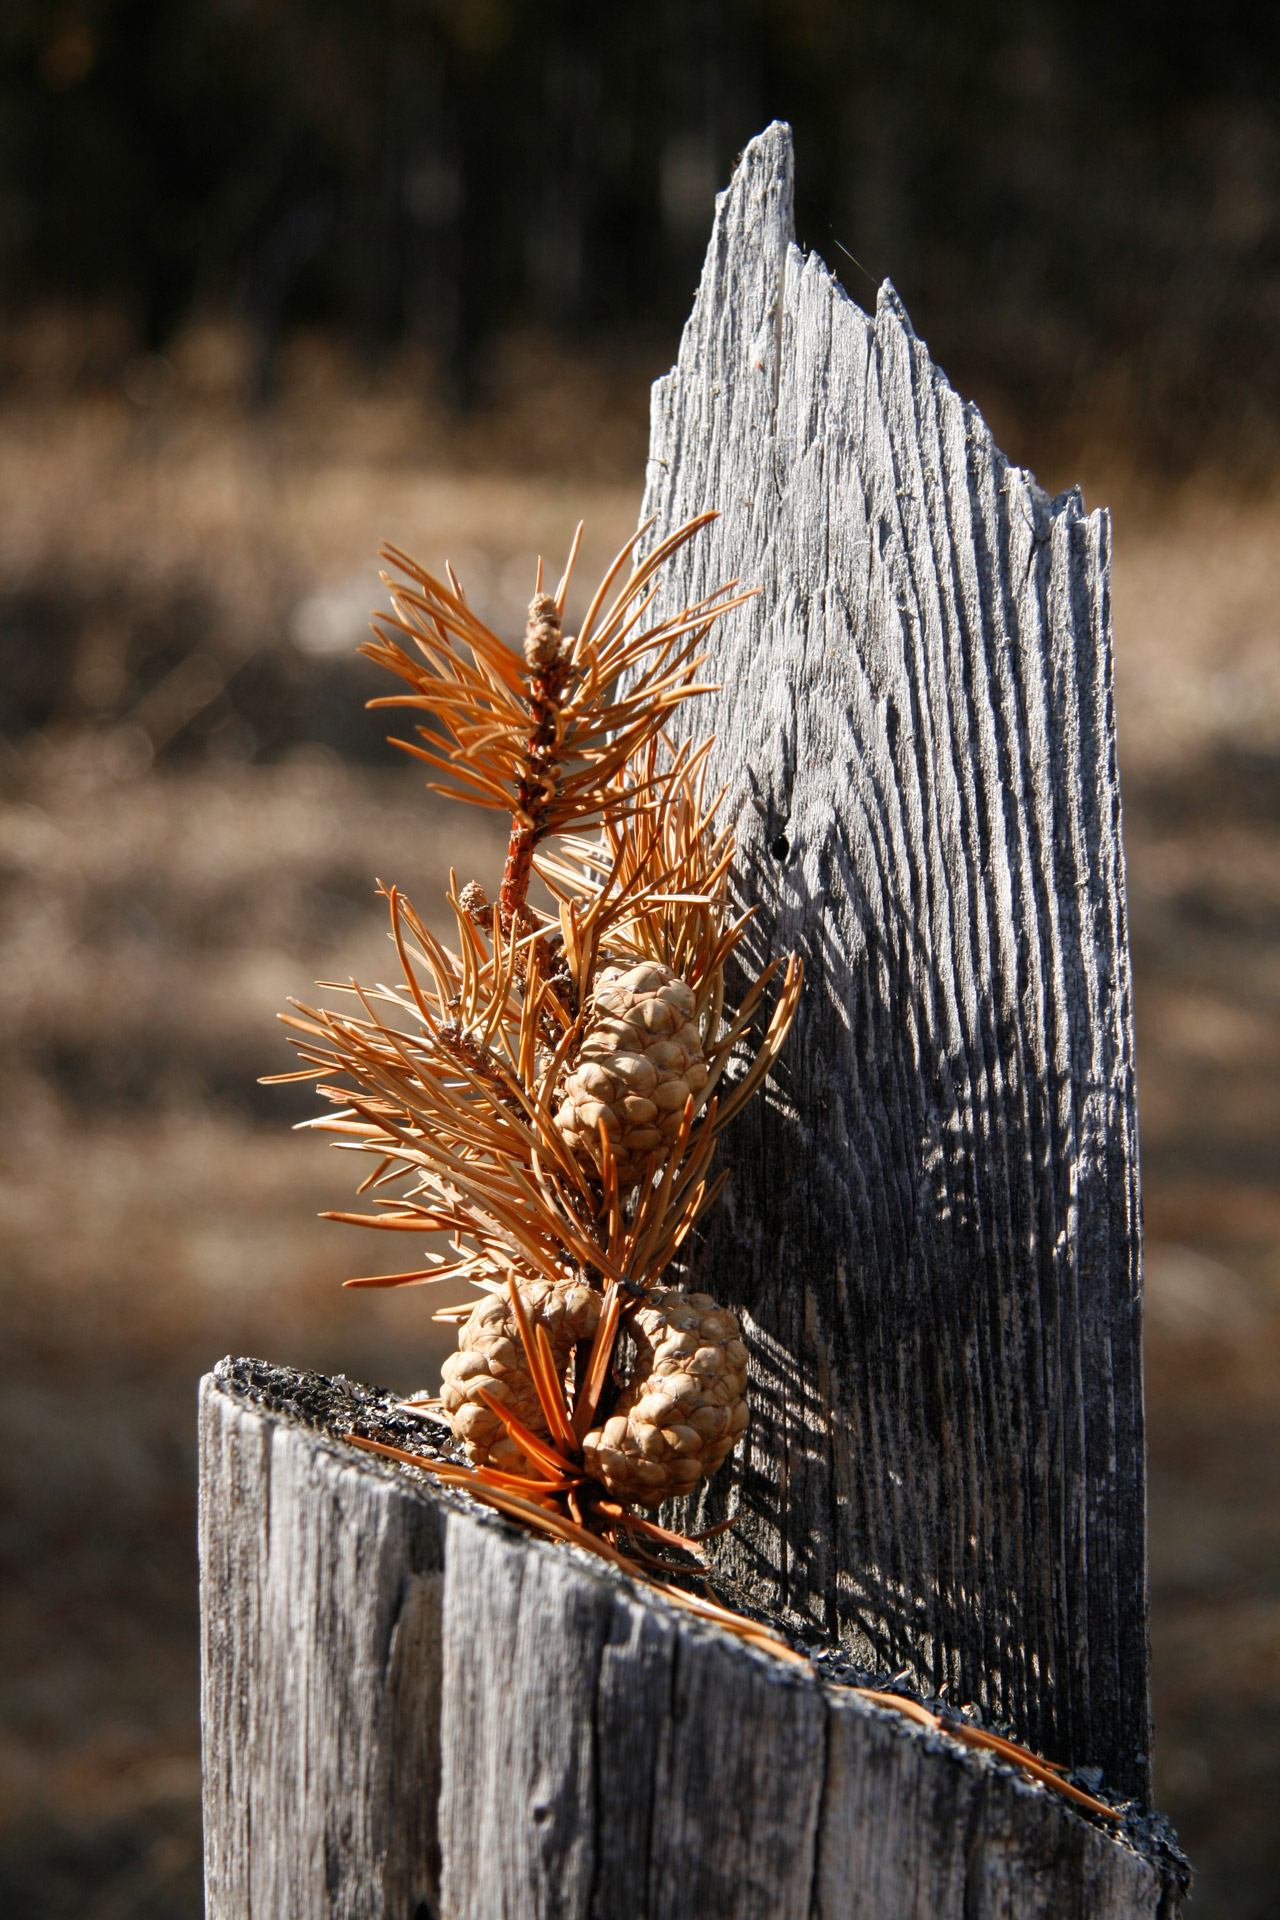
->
[639,121,1149,1801]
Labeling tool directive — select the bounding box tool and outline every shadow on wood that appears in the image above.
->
[638,121,1149,1802]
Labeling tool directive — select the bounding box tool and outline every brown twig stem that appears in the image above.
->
[499,600,574,932]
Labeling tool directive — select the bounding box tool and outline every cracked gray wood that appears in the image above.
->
[436,1512,826,1920]
[199,1376,445,1920]
[638,121,1149,1801]
[199,1368,1178,1918]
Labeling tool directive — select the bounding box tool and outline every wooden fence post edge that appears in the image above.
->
[199,1361,1187,1919]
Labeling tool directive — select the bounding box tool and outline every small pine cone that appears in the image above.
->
[439,1277,598,1476]
[554,962,708,1191]
[458,879,491,924]
[582,1290,749,1508]
[524,592,566,670]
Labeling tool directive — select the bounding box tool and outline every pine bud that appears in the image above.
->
[457,879,491,925]
[524,592,566,671]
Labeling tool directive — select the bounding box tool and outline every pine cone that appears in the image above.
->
[440,1277,599,1476]
[555,962,708,1191]
[582,1289,749,1507]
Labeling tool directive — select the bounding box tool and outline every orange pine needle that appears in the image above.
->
[533,1322,579,1455]
[571,1282,622,1441]
[591,1502,708,1562]
[684,1514,740,1542]
[850,1692,1121,1821]
[503,1273,576,1457]
[473,1386,575,1481]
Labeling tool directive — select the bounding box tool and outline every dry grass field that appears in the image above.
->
[1,338,1278,1915]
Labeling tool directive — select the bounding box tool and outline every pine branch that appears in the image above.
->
[363,515,752,931]
[272,510,803,1586]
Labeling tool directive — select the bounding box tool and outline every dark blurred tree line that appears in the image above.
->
[1,0,1278,471]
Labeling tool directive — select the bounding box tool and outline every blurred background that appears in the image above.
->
[0,3,1278,1914]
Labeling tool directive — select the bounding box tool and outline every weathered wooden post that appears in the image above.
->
[200,125,1182,1917]
[637,118,1149,1800]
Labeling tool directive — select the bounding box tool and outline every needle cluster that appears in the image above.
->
[267,510,804,1627]
[273,514,799,1310]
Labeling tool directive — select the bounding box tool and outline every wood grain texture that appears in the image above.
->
[639,122,1149,1799]
[197,1374,1174,1920]
[199,1368,1177,1918]
[817,1694,1173,1920]
[199,1374,446,1920]
[438,1513,826,1920]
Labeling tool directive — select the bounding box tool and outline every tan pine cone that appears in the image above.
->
[440,1277,599,1476]
[582,1289,749,1508]
[554,961,709,1191]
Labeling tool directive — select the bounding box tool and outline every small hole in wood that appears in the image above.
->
[771,833,790,861]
